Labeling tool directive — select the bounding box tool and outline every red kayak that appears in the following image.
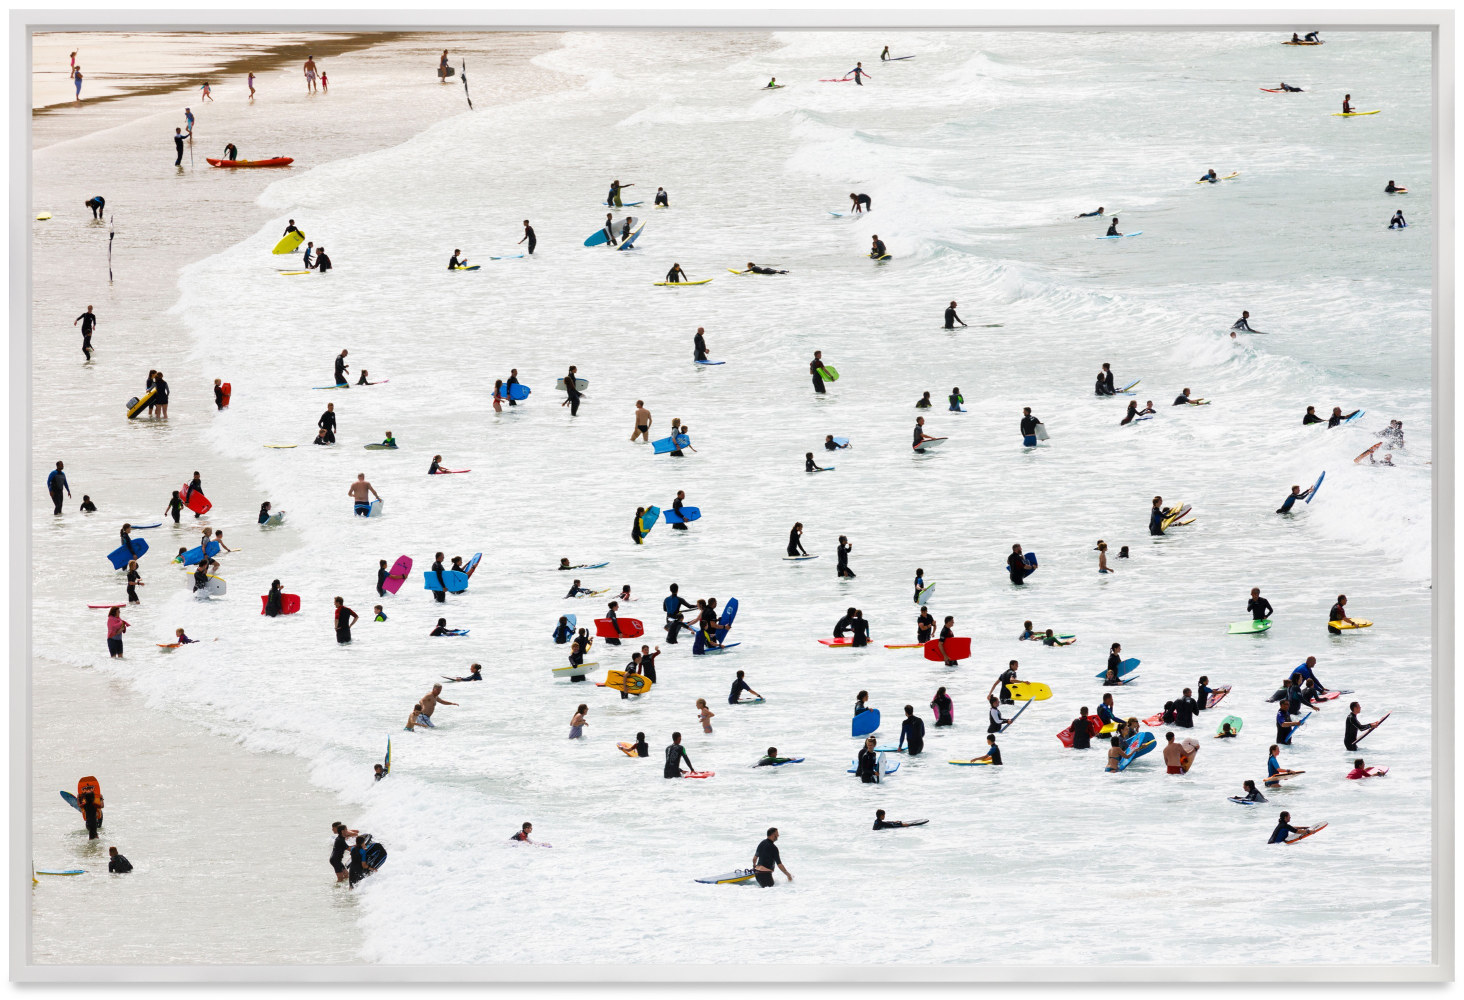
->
[206,157,294,168]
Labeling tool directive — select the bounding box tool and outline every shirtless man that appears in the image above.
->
[304,55,318,93]
[348,473,381,516]
[631,400,653,442]
[419,684,458,722]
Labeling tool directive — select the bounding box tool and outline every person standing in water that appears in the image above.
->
[810,351,829,394]
[693,327,710,362]
[846,62,871,85]
[631,400,652,443]
[47,460,70,515]
[944,301,966,329]
[304,55,319,93]
[836,535,856,578]
[333,597,358,644]
[74,306,98,360]
[752,828,792,886]
[663,732,693,778]
[562,366,582,416]
[787,522,809,557]
[608,179,634,207]
[347,473,380,516]
[518,220,536,255]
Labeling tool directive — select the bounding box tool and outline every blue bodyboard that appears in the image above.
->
[852,708,881,738]
[181,539,220,566]
[1094,657,1141,680]
[107,537,150,569]
[663,506,702,524]
[1306,471,1325,504]
[652,433,691,455]
[424,570,470,592]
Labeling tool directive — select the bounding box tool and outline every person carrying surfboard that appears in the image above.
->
[1344,702,1385,750]
[810,351,829,394]
[989,661,1021,705]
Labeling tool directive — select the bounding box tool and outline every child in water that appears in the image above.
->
[696,698,715,733]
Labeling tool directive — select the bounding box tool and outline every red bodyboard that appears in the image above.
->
[923,637,971,661]
[260,594,301,615]
[595,618,644,638]
[220,382,232,407]
[1056,715,1105,748]
[182,483,213,515]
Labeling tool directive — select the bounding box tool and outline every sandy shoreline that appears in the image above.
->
[28,29,570,966]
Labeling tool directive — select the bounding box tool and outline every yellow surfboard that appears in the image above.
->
[1329,618,1373,630]
[604,670,652,695]
[126,387,158,419]
[1004,681,1052,701]
[272,230,305,255]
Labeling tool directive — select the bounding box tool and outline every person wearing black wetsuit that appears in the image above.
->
[1020,408,1040,445]
[810,352,827,394]
[1302,406,1323,425]
[430,554,447,604]
[334,598,358,644]
[1173,389,1194,406]
[1276,484,1313,513]
[665,264,686,284]
[663,733,693,778]
[836,536,855,578]
[314,248,332,273]
[79,791,102,840]
[850,610,870,647]
[448,250,466,270]
[1006,545,1031,585]
[330,824,351,881]
[752,828,789,886]
[931,686,954,726]
[107,847,133,873]
[1248,587,1274,621]
[1106,218,1121,236]
[745,262,788,274]
[74,306,97,359]
[833,607,855,638]
[654,188,670,207]
[1389,210,1406,230]
[916,607,935,643]
[855,739,878,783]
[915,392,932,408]
[850,193,872,212]
[174,128,188,164]
[563,367,582,416]
[334,350,349,387]
[1149,496,1166,536]
[693,328,708,362]
[318,404,337,443]
[898,705,925,755]
[869,236,887,259]
[1070,709,1093,749]
[944,301,966,329]
[1328,594,1353,635]
[348,836,375,886]
[1074,206,1104,218]
[1174,689,1198,727]
[519,221,536,254]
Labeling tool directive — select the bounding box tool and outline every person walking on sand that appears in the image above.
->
[347,473,380,516]
[439,50,451,83]
[247,71,256,100]
[631,400,652,442]
[73,65,84,104]
[200,81,213,102]
[74,305,97,360]
[105,606,128,658]
[304,55,318,94]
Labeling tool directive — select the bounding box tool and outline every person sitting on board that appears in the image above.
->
[915,391,933,408]
[849,192,872,213]
[744,262,788,274]
[1200,169,1218,183]
[1279,82,1303,92]
[1238,780,1266,802]
[1041,629,1074,647]
[1232,310,1255,331]
[1347,758,1386,779]
[1328,594,1359,634]
[448,249,467,270]
[805,451,830,472]
[664,263,687,284]
[1074,206,1105,218]
[1218,721,1240,739]
[1106,217,1122,236]
[1389,210,1407,230]
[654,186,670,206]
[445,664,482,682]
[869,235,887,259]
[1268,811,1317,844]
[1342,94,1353,114]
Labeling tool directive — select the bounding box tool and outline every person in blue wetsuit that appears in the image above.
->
[728,670,760,704]
[46,460,71,515]
[912,570,926,603]
[1149,496,1167,536]
[1074,206,1105,218]
[553,616,574,644]
[897,704,925,755]
[846,62,870,85]
[949,388,963,411]
[1096,694,1120,728]
[1275,699,1304,744]
[1200,169,1218,184]
[565,579,591,599]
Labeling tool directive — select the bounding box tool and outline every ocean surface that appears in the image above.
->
[33,30,1434,966]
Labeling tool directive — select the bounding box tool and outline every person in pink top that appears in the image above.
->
[106,606,129,658]
[1347,758,1388,779]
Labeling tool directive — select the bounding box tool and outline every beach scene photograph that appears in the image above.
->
[22,18,1443,981]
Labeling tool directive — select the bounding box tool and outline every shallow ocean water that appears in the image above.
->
[35,30,1433,965]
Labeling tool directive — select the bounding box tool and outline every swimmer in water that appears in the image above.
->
[1074,206,1105,218]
